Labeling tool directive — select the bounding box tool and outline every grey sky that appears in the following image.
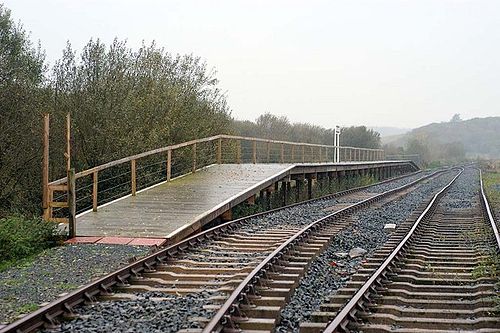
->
[4,0,499,128]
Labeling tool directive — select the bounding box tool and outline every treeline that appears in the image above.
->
[233,113,381,148]
[0,6,232,216]
[0,5,381,217]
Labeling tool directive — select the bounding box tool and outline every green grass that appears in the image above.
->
[480,168,500,312]
[483,171,500,208]
[15,303,39,315]
[0,214,60,271]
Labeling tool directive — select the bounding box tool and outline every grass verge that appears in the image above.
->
[0,214,61,271]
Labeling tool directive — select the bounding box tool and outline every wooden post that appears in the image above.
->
[68,168,76,238]
[131,159,137,196]
[42,114,50,220]
[92,171,98,212]
[252,140,257,164]
[217,138,222,164]
[280,143,284,163]
[237,140,241,164]
[282,181,288,205]
[192,142,197,172]
[167,149,172,181]
[65,114,71,172]
[267,141,270,162]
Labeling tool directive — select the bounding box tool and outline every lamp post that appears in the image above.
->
[333,126,341,163]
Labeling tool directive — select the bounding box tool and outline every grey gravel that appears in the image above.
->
[0,244,149,324]
[46,291,214,333]
[348,247,367,258]
[276,170,457,333]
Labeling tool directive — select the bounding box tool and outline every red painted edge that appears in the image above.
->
[65,236,102,244]
[66,236,166,246]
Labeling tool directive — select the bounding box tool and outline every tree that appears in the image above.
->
[0,5,47,214]
[405,138,431,165]
[51,39,232,176]
[450,114,462,122]
[339,126,381,149]
[0,4,233,216]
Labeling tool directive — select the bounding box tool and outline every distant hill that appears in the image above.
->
[384,117,500,159]
[370,126,410,137]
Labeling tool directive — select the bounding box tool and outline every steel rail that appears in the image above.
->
[202,169,451,332]
[479,169,500,250]
[323,168,463,333]
[0,170,438,333]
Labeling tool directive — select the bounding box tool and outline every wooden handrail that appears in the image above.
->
[49,134,385,186]
[49,135,222,185]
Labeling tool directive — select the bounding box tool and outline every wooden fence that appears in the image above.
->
[43,134,385,231]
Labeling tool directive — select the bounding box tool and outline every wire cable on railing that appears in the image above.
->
[97,170,132,183]
[98,181,132,195]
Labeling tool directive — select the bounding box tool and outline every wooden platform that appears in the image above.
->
[74,161,418,244]
[75,164,294,243]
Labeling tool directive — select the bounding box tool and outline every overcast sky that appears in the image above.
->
[4,0,499,128]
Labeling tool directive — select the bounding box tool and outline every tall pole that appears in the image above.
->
[333,127,337,163]
[65,114,71,172]
[42,114,50,220]
[335,126,341,163]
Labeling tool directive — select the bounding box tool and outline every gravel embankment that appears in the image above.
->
[0,244,149,324]
[276,170,458,332]
[47,291,214,333]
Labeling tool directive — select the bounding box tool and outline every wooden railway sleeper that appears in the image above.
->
[43,312,59,329]
[83,291,97,305]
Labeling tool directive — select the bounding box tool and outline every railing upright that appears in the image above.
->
[92,171,98,211]
[167,149,172,181]
[131,159,137,196]
[217,138,222,164]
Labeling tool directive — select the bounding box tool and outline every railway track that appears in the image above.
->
[302,167,500,333]
[0,169,460,333]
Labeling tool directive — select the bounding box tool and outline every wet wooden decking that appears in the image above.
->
[75,164,294,243]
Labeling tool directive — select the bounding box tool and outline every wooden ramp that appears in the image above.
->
[74,164,294,243]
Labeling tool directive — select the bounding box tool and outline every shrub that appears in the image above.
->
[0,215,59,265]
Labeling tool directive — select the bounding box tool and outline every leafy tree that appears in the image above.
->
[234,114,382,149]
[50,38,232,179]
[0,4,233,216]
[340,126,381,148]
[0,5,47,214]
[450,113,462,122]
[405,138,431,165]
